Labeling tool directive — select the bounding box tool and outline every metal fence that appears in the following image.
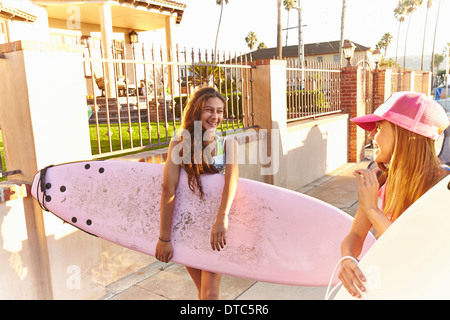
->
[84,41,255,158]
[286,59,341,122]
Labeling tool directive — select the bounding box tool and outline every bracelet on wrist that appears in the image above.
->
[159,237,170,242]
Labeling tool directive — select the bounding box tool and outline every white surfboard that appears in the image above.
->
[333,174,450,299]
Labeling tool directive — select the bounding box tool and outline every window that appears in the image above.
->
[317,56,323,63]
[49,29,81,45]
[113,40,125,77]
[81,36,92,78]
[0,19,9,44]
[64,34,79,45]
[334,54,340,63]
[50,34,63,44]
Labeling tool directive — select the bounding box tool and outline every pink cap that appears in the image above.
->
[351,91,449,140]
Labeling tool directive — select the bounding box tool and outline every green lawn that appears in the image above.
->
[0,130,6,181]
[0,119,242,175]
[89,121,180,157]
[0,123,174,181]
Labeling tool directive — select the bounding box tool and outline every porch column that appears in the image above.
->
[165,15,177,95]
[0,40,104,299]
[99,3,116,98]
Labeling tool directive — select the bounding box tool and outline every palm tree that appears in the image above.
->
[403,0,423,70]
[283,0,297,46]
[245,31,258,50]
[378,32,393,56]
[394,0,407,64]
[258,42,267,49]
[339,0,347,65]
[214,0,229,63]
[421,0,433,70]
[433,52,444,73]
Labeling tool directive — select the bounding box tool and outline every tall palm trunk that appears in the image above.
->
[421,1,432,70]
[431,0,441,80]
[339,0,347,65]
[395,20,403,64]
[403,14,412,70]
[285,11,290,46]
[277,0,282,59]
[214,0,225,63]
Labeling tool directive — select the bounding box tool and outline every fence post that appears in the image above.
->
[422,71,432,96]
[0,40,104,299]
[340,66,366,163]
[372,68,392,112]
[251,59,287,185]
[402,70,415,92]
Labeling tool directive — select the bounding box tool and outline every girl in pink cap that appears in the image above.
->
[338,91,449,298]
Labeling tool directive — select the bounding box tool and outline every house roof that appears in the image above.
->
[247,40,371,60]
[115,0,186,24]
[33,0,186,29]
[0,1,37,22]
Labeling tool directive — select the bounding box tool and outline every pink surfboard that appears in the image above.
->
[31,160,375,286]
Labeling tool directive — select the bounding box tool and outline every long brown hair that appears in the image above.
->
[177,86,226,198]
[377,123,448,220]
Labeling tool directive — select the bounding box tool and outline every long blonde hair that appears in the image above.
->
[377,124,448,220]
[177,86,226,198]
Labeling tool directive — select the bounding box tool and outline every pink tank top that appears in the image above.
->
[377,182,393,221]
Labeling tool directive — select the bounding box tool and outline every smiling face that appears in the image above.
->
[201,97,224,131]
[369,120,395,164]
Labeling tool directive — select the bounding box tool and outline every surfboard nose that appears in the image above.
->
[31,170,41,200]
[30,165,55,206]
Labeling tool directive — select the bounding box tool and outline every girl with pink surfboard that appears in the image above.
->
[155,86,239,300]
[339,91,449,298]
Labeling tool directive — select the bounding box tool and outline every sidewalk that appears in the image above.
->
[99,160,370,300]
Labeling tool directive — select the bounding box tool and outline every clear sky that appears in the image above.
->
[156,0,449,61]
